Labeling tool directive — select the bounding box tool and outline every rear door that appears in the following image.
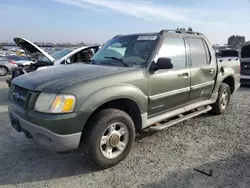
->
[148,37,190,116]
[186,37,217,102]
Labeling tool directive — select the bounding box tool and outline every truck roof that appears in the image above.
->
[114,29,205,39]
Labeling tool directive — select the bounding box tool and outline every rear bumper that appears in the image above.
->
[9,110,82,152]
[240,75,250,85]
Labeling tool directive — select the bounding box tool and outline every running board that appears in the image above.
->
[149,106,212,131]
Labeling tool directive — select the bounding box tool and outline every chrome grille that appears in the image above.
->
[10,85,31,109]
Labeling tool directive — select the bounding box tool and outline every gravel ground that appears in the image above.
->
[0,77,249,188]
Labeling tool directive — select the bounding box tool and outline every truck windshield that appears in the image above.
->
[91,35,159,67]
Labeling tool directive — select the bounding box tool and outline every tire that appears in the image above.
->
[0,66,8,76]
[210,83,231,115]
[82,109,135,169]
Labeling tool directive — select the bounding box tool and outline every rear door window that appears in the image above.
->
[188,38,208,67]
[203,40,212,64]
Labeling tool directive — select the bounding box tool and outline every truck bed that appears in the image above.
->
[217,57,240,75]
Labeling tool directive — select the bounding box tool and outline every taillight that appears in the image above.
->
[9,60,16,64]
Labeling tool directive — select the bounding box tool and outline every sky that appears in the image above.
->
[1,0,250,44]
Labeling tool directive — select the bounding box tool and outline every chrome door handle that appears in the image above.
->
[209,69,215,74]
[178,73,189,79]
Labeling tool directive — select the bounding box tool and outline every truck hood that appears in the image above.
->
[14,37,55,63]
[12,64,132,92]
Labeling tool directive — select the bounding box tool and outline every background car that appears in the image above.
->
[6,37,101,86]
[7,55,34,66]
[0,51,10,56]
[0,56,17,76]
[14,37,101,67]
[215,48,239,58]
[239,41,250,85]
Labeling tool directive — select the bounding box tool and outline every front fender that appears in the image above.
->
[76,84,148,114]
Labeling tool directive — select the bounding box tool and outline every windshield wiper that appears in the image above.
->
[104,56,129,67]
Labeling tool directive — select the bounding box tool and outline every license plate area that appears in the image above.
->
[10,113,22,132]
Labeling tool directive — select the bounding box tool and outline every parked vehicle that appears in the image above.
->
[0,56,17,76]
[239,41,250,85]
[216,48,239,58]
[8,55,33,66]
[6,37,101,86]
[0,51,10,56]
[8,30,240,169]
[14,37,100,66]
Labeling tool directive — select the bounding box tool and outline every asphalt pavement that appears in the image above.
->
[0,76,249,188]
[0,75,11,82]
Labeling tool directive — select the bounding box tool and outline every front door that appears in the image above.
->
[148,37,190,116]
[186,37,217,102]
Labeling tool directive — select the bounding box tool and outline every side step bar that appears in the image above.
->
[149,105,212,131]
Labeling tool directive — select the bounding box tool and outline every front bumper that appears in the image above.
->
[9,110,82,152]
[10,111,82,151]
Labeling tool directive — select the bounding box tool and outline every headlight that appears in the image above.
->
[51,94,76,113]
[34,93,76,113]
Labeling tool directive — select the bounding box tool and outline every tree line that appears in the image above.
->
[0,27,247,50]
[227,35,245,49]
[176,27,246,49]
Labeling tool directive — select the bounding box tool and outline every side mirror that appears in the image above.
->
[152,57,173,71]
[66,58,71,64]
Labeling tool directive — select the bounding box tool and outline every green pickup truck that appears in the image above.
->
[8,29,240,168]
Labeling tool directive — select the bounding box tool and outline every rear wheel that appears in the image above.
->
[211,83,231,115]
[82,109,135,169]
[0,66,8,76]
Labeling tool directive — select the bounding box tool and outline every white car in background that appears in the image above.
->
[6,37,101,86]
[14,37,101,71]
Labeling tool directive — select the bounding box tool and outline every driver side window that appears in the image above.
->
[69,48,96,63]
[157,38,186,69]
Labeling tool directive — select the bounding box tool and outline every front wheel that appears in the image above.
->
[0,66,8,76]
[210,83,231,115]
[82,109,135,169]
